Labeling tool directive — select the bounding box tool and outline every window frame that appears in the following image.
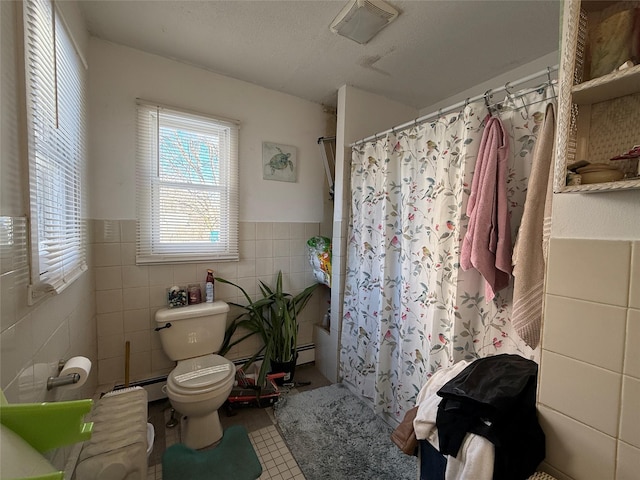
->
[136,101,240,264]
[23,0,88,304]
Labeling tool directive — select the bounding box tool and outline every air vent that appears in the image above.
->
[330,0,399,44]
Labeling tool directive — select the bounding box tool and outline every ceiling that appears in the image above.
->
[78,0,561,110]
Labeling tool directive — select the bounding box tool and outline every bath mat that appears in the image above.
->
[274,383,416,479]
[162,425,262,480]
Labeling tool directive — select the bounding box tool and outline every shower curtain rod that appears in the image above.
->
[351,65,558,147]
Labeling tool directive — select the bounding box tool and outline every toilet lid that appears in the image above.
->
[169,355,234,390]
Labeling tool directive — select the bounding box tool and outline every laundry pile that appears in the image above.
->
[393,354,546,480]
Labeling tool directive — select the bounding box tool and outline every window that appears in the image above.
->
[136,102,239,264]
[24,0,87,303]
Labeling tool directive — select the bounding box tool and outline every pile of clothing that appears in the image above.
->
[392,354,545,480]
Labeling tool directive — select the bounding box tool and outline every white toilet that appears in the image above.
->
[155,301,236,450]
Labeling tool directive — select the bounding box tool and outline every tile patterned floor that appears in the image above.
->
[249,425,305,480]
[146,364,331,480]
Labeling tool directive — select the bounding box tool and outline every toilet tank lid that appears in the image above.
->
[155,301,229,323]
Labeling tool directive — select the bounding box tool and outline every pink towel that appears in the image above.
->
[460,116,511,301]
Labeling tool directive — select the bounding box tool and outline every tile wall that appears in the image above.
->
[0,216,97,471]
[92,219,328,387]
[0,216,97,405]
[538,239,640,480]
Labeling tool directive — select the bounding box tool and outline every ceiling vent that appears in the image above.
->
[330,0,399,45]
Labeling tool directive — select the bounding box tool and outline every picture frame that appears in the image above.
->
[262,142,297,182]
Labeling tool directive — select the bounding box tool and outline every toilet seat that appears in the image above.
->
[167,354,235,396]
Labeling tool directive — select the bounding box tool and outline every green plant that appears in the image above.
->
[217,271,318,386]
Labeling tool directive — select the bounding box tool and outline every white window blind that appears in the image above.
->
[24,0,87,303]
[136,102,239,264]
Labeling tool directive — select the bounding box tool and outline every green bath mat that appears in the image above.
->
[162,425,262,480]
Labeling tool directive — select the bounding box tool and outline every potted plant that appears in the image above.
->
[217,271,317,387]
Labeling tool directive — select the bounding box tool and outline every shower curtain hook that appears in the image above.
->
[547,66,557,97]
[460,97,470,117]
[504,81,513,95]
[484,89,492,113]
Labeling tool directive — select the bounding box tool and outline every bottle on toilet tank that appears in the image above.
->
[205,269,215,302]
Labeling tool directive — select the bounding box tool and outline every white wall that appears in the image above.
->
[88,38,329,223]
[551,190,640,240]
[420,51,560,116]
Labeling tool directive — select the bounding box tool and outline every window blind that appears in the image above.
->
[136,102,239,264]
[24,0,87,303]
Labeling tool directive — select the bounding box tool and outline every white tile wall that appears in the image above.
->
[92,220,324,386]
[616,441,640,480]
[538,405,616,480]
[539,351,621,436]
[619,376,640,448]
[545,239,631,306]
[629,242,640,309]
[0,214,97,471]
[624,309,640,378]
[539,239,640,480]
[542,295,626,371]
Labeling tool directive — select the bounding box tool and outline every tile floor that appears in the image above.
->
[146,364,331,480]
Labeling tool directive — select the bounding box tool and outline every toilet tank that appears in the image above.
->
[154,301,230,361]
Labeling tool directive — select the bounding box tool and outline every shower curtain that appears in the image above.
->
[340,86,556,420]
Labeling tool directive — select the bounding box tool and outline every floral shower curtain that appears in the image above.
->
[340,86,556,421]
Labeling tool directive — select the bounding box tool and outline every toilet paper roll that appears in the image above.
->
[59,356,92,390]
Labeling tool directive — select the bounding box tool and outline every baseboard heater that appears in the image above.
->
[113,345,316,402]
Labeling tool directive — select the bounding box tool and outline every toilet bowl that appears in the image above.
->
[155,301,234,450]
[166,354,235,449]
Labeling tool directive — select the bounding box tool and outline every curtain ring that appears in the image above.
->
[547,66,557,97]
[460,97,470,116]
[484,89,492,109]
[504,81,513,95]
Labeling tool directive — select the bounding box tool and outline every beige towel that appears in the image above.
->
[512,103,556,348]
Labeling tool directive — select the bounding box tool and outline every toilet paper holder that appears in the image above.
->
[46,359,80,390]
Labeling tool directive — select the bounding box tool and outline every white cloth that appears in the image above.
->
[414,360,494,480]
[414,361,470,445]
[444,434,494,480]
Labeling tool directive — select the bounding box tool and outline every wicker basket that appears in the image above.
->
[566,4,640,175]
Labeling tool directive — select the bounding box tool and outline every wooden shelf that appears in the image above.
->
[559,177,640,193]
[571,64,640,105]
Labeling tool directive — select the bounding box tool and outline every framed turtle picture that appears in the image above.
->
[262,141,297,182]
